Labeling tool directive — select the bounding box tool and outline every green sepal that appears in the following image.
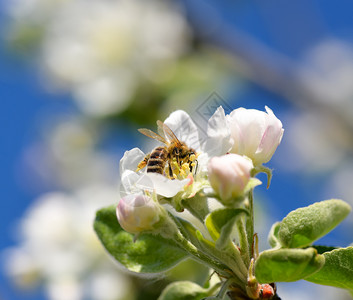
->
[244,178,262,193]
[182,193,210,222]
[94,206,188,273]
[158,281,211,300]
[254,247,325,283]
[305,246,353,292]
[278,199,351,248]
[268,222,281,248]
[251,165,272,188]
[205,208,248,248]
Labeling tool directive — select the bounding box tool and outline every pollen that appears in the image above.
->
[171,161,180,174]
[164,161,192,180]
[190,154,196,162]
[181,162,189,173]
[179,169,186,178]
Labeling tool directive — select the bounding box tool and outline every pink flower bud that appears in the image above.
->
[116,194,161,234]
[208,154,253,203]
[227,106,284,166]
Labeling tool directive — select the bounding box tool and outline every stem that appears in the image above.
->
[197,232,248,284]
[207,282,222,297]
[217,278,239,299]
[228,251,248,282]
[246,258,260,299]
[246,190,254,261]
[169,212,247,283]
[236,217,250,267]
[214,243,248,283]
[174,231,230,277]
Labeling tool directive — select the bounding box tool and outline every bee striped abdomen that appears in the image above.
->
[147,146,167,174]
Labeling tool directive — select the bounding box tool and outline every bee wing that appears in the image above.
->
[157,120,182,146]
[138,128,167,144]
[156,120,165,138]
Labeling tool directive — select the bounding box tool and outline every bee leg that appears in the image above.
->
[136,153,150,172]
[168,161,174,179]
[190,159,198,175]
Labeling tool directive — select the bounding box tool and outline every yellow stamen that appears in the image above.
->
[182,163,189,172]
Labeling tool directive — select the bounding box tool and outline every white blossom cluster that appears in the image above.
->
[3,186,131,300]
[116,106,284,234]
[2,118,131,300]
[6,0,190,117]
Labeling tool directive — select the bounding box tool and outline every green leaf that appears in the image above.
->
[268,222,281,248]
[255,247,324,283]
[158,281,210,300]
[205,208,248,244]
[94,206,188,273]
[278,199,351,248]
[305,247,353,291]
[167,259,210,286]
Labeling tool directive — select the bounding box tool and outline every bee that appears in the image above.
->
[136,120,197,179]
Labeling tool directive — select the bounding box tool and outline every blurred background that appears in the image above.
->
[1,0,353,299]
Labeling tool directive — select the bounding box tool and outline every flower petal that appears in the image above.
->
[255,107,284,164]
[136,173,190,198]
[228,108,266,156]
[119,148,145,175]
[164,110,201,151]
[119,170,142,197]
[205,106,233,156]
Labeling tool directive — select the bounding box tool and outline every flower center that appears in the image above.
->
[166,153,198,180]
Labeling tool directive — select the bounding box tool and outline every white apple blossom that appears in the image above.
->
[118,106,283,203]
[208,154,254,204]
[204,106,234,157]
[22,117,117,189]
[2,185,131,300]
[118,108,229,201]
[298,39,353,107]
[119,147,191,199]
[227,106,284,166]
[6,0,190,117]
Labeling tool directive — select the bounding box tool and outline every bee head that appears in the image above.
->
[172,147,180,156]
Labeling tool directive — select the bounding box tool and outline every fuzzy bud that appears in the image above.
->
[116,194,162,234]
[208,154,253,204]
[227,106,284,166]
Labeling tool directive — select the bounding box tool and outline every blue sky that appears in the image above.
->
[1,1,353,299]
